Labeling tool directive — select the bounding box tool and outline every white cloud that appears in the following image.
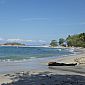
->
[56,22,85,26]
[6,38,33,42]
[38,40,46,43]
[21,18,48,21]
[6,39,47,43]
[7,39,23,42]
[79,22,85,25]
[0,38,4,41]
[23,39,33,42]
[0,38,47,45]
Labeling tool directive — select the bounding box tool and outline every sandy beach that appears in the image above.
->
[0,47,85,85]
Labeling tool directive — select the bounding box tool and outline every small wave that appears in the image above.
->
[69,48,75,52]
[0,59,11,62]
[58,49,62,51]
[0,59,29,62]
[0,56,38,62]
[30,57,36,59]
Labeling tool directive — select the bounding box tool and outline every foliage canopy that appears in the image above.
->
[66,33,85,47]
[50,40,58,47]
[59,38,65,45]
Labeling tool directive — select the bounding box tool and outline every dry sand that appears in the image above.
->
[0,74,12,85]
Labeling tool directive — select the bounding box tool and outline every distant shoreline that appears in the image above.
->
[0,45,49,47]
[0,45,83,49]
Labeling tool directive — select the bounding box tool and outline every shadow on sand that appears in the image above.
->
[1,71,85,85]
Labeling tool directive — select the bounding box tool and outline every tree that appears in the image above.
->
[79,33,85,42]
[66,33,85,47]
[50,40,58,47]
[59,38,65,45]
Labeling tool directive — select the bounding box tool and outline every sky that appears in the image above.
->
[0,0,85,45]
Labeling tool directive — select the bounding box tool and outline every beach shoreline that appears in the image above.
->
[0,47,85,84]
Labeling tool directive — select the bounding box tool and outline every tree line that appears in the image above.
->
[50,33,85,48]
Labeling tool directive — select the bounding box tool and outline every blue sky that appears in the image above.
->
[0,0,85,44]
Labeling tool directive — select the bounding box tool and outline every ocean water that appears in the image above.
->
[0,46,74,61]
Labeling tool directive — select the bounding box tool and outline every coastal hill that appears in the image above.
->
[50,33,85,48]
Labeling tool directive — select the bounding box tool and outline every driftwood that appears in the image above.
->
[48,62,77,66]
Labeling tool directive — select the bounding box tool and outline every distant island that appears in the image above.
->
[0,42,25,46]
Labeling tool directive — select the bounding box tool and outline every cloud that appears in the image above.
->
[6,39,33,42]
[21,18,48,21]
[0,38,4,41]
[0,38,47,45]
[6,39,47,44]
[24,40,33,42]
[79,22,85,25]
[38,40,46,43]
[56,22,85,26]
[7,39,23,42]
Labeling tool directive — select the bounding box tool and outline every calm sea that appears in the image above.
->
[0,46,74,61]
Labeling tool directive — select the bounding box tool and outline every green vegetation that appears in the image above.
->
[66,33,85,47]
[50,33,85,48]
[50,40,58,47]
[4,42,25,46]
[59,38,65,45]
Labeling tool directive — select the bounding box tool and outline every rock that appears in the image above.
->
[74,57,85,64]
